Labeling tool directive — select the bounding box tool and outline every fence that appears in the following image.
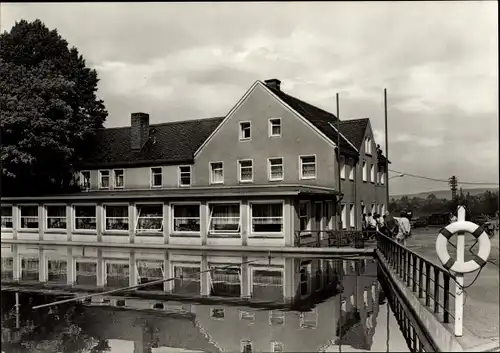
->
[376,231,455,325]
[294,230,374,248]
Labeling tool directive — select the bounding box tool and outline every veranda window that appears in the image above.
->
[136,204,163,232]
[1,257,13,280]
[21,258,39,281]
[1,206,13,229]
[20,205,38,229]
[137,260,164,291]
[251,203,283,233]
[299,202,310,232]
[209,266,241,297]
[74,205,97,230]
[172,204,200,232]
[76,261,97,286]
[252,269,283,301]
[105,262,129,288]
[208,204,240,234]
[47,259,67,283]
[173,265,201,295]
[104,205,129,231]
[46,206,67,229]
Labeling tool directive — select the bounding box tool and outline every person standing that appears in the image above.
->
[396,211,411,246]
[384,211,398,239]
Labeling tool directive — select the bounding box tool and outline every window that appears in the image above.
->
[238,160,253,183]
[241,340,253,353]
[269,118,282,137]
[76,261,97,286]
[208,203,240,234]
[252,269,283,301]
[300,155,316,179]
[136,204,163,232]
[341,204,347,229]
[300,309,318,329]
[172,204,200,232]
[46,205,67,229]
[105,262,129,288]
[348,159,354,180]
[99,170,110,189]
[104,205,129,231]
[251,203,283,233]
[21,258,39,281]
[80,171,91,189]
[74,205,96,230]
[151,167,162,187]
[209,266,241,297]
[381,204,386,215]
[340,155,346,179]
[239,122,251,140]
[174,265,201,295]
[271,342,285,353]
[361,202,367,216]
[365,137,372,155]
[371,203,375,215]
[370,164,375,183]
[111,170,124,189]
[1,257,13,280]
[137,260,164,291]
[380,168,386,185]
[349,204,355,228]
[362,161,367,182]
[299,201,311,232]
[210,162,224,184]
[19,205,38,229]
[47,259,67,283]
[268,158,283,181]
[1,206,13,229]
[178,166,191,186]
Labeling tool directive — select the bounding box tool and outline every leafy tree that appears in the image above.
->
[0,19,107,196]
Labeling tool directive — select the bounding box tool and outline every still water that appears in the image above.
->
[1,255,410,353]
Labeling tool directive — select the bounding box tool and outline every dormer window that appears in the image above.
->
[239,122,251,140]
[269,118,281,137]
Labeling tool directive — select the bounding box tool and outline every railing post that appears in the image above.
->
[433,268,440,314]
[406,252,411,287]
[418,259,424,298]
[443,273,450,323]
[317,230,320,248]
[425,263,431,306]
[412,254,417,292]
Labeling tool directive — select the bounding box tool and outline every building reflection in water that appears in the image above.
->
[1,246,386,353]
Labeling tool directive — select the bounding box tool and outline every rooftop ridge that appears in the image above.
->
[98,116,224,131]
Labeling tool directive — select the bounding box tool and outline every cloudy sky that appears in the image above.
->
[2,2,498,195]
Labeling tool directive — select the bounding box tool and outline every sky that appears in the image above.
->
[1,2,498,195]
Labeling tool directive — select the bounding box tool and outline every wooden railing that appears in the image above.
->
[294,230,373,248]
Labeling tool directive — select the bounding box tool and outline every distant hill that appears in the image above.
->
[391,187,499,200]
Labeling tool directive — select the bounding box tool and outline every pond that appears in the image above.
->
[1,255,411,353]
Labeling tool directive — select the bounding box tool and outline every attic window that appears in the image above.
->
[179,166,191,186]
[99,170,110,189]
[269,118,281,137]
[239,122,251,140]
[114,169,124,188]
[151,167,162,188]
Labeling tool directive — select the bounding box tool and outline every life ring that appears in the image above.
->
[435,220,491,274]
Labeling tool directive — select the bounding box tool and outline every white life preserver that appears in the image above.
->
[435,220,491,274]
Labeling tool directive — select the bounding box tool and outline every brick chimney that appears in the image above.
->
[264,78,281,91]
[131,112,149,151]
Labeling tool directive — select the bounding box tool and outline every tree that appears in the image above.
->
[0,19,107,196]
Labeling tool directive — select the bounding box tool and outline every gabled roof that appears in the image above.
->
[338,118,369,150]
[81,117,224,169]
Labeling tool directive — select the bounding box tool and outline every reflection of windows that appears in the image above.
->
[136,204,163,232]
[74,205,97,230]
[1,206,13,229]
[173,265,201,295]
[300,262,311,296]
[105,262,129,288]
[271,342,285,353]
[299,201,311,232]
[136,260,164,291]
[76,261,97,286]
[20,205,38,229]
[104,205,129,231]
[241,340,253,353]
[208,203,240,234]
[172,204,200,232]
[210,308,225,320]
[300,309,318,329]
[209,266,241,297]
[47,259,67,283]
[1,257,13,280]
[240,311,255,321]
[46,205,66,229]
[250,202,283,233]
[268,310,285,326]
[252,269,283,301]
[21,258,39,281]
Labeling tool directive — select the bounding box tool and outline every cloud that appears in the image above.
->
[1,1,497,195]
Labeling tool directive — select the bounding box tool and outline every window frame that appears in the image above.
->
[1,205,13,230]
[45,204,67,231]
[380,167,386,185]
[209,161,224,185]
[348,158,354,181]
[72,204,97,232]
[269,118,282,138]
[172,262,201,294]
[362,161,367,182]
[370,164,375,184]
[238,159,254,183]
[267,157,284,181]
[239,121,252,141]
[135,203,164,234]
[103,203,129,232]
[341,203,347,229]
[250,266,284,296]
[150,167,163,188]
[207,201,242,235]
[178,165,192,187]
[340,155,346,179]
[349,204,355,228]
[104,259,130,287]
[299,155,317,180]
[249,201,284,235]
[298,201,311,232]
[19,204,39,230]
[271,341,285,353]
[365,137,372,155]
[171,202,201,234]
[98,170,111,189]
[113,169,125,189]
[80,170,91,190]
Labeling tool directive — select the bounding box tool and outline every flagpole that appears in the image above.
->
[384,89,389,210]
